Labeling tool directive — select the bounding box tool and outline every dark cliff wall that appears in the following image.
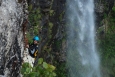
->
[26,0,66,65]
[95,0,114,27]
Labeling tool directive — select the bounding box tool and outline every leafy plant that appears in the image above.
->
[21,58,56,77]
[97,5,115,76]
[26,4,41,43]
[112,6,115,12]
[55,62,67,77]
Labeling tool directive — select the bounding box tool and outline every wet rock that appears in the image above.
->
[95,3,104,14]
[94,0,114,27]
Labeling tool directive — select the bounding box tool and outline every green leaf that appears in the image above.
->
[38,58,43,64]
[49,22,53,28]
[28,4,33,11]
[50,10,54,13]
[48,64,56,71]
[112,6,115,12]
[43,62,48,69]
[28,72,38,77]
[34,15,37,20]
[36,8,40,13]
[37,14,41,19]
[50,10,54,16]
[25,68,31,74]
[21,67,26,74]
[52,72,56,76]
[22,62,32,68]
[21,63,32,75]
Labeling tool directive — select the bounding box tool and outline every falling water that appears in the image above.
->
[66,0,101,77]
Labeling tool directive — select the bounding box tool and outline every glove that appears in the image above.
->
[34,50,38,57]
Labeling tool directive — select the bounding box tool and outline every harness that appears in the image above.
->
[29,44,39,58]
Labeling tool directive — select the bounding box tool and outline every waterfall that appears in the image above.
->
[66,0,101,77]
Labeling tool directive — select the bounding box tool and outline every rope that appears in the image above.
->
[22,19,29,50]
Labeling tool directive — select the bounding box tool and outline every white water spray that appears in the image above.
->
[66,0,101,77]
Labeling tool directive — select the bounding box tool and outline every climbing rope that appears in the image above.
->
[22,19,29,50]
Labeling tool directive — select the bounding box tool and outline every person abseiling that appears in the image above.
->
[26,36,40,58]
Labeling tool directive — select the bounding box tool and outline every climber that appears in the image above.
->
[26,36,40,58]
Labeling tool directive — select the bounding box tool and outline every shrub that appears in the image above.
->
[21,58,56,77]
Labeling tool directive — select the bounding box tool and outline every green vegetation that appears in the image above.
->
[112,6,115,12]
[98,4,115,57]
[27,4,41,44]
[97,4,115,76]
[21,58,56,77]
[26,1,67,77]
[26,1,115,76]
[28,4,41,26]
[55,63,67,77]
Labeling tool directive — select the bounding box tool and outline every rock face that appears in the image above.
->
[0,0,26,77]
[94,0,114,27]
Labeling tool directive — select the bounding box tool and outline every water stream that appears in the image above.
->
[66,0,101,77]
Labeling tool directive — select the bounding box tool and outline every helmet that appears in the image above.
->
[33,36,40,41]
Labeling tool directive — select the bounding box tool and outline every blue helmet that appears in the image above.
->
[33,36,40,41]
